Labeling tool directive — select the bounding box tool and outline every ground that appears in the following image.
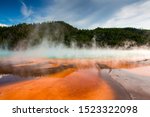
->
[0,58,150,100]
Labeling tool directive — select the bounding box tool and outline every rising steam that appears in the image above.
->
[0,40,150,60]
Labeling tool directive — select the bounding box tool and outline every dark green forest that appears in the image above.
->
[0,21,150,50]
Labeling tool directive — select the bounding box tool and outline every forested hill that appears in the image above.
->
[0,21,150,50]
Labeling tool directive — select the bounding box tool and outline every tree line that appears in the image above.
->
[0,21,150,50]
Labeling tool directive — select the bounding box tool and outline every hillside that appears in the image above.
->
[0,21,150,50]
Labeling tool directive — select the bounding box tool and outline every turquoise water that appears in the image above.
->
[0,48,150,59]
[0,50,13,57]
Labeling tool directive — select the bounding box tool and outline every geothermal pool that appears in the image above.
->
[0,48,150,100]
[1,48,150,59]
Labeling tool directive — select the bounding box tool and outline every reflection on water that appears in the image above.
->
[0,74,32,85]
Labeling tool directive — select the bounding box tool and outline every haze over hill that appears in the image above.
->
[0,21,150,50]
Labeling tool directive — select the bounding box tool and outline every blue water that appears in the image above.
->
[0,50,13,57]
[0,48,150,59]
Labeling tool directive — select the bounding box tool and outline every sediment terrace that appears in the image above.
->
[0,58,150,100]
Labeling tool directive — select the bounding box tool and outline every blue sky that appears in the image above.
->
[0,0,150,29]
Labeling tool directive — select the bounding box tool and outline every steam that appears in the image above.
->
[0,40,150,60]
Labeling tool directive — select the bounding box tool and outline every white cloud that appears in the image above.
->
[23,0,149,29]
[21,2,33,17]
[0,23,8,27]
[29,0,117,28]
[102,1,150,29]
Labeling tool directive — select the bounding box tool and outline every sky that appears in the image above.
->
[0,0,150,29]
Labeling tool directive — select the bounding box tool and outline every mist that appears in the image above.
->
[0,40,150,60]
